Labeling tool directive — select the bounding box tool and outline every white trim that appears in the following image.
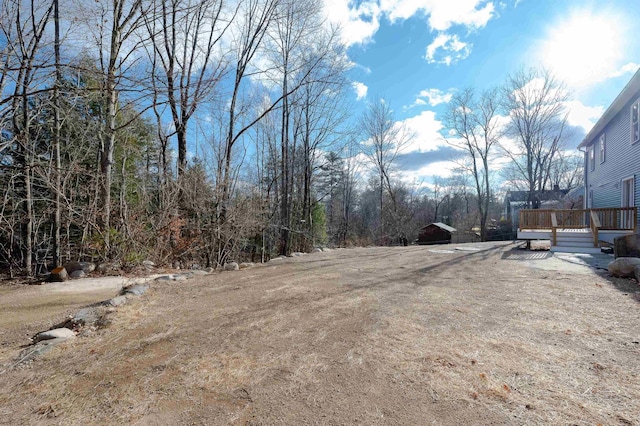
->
[622,176,635,207]
[632,98,640,145]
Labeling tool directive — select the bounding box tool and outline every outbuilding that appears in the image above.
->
[417,222,457,245]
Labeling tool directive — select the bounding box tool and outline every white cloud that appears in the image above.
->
[352,81,369,100]
[398,110,447,154]
[425,33,471,65]
[607,62,640,79]
[380,0,495,30]
[400,161,458,182]
[417,88,453,106]
[323,0,381,46]
[564,100,605,133]
[323,0,496,47]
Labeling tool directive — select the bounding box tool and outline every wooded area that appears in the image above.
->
[0,0,582,276]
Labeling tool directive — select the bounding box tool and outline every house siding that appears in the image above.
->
[584,93,640,228]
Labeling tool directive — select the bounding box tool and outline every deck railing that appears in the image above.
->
[520,207,637,247]
[520,207,638,232]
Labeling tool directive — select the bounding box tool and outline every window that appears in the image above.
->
[589,146,595,171]
[599,134,605,163]
[633,99,640,144]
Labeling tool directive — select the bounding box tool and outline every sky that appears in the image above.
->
[324,0,640,186]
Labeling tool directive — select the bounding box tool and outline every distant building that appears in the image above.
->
[503,185,569,231]
[417,222,457,245]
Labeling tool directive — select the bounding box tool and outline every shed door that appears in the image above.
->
[622,176,635,228]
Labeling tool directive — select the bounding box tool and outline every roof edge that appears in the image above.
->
[578,67,640,149]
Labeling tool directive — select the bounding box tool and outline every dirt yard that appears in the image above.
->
[1,242,639,425]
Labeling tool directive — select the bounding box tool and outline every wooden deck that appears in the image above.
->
[518,207,637,252]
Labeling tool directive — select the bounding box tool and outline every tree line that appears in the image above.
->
[0,0,582,276]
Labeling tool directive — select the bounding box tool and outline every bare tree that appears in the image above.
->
[78,0,146,251]
[445,87,501,241]
[549,150,583,190]
[359,97,412,243]
[144,0,232,179]
[0,0,54,274]
[501,67,570,208]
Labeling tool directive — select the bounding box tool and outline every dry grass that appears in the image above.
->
[1,243,639,425]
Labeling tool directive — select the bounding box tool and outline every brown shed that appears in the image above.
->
[417,222,457,245]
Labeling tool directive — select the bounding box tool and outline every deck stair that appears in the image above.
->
[551,229,601,254]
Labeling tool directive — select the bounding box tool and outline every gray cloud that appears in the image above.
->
[396,146,464,171]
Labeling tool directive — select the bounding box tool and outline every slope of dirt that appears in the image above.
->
[1,242,639,425]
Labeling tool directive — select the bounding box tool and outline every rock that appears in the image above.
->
[322,247,331,252]
[81,262,95,272]
[614,234,640,258]
[96,263,119,274]
[636,265,640,282]
[291,252,304,257]
[108,296,127,307]
[189,270,208,276]
[73,308,100,326]
[123,284,149,296]
[34,328,75,343]
[173,274,188,281]
[48,267,68,282]
[312,247,323,253]
[64,261,95,274]
[608,257,640,278]
[18,337,71,362]
[64,261,82,273]
[142,260,155,267]
[155,275,174,281]
[204,267,215,274]
[173,261,181,269]
[239,262,254,269]
[69,270,86,279]
[224,262,239,271]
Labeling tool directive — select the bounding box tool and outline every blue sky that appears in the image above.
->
[325,0,640,184]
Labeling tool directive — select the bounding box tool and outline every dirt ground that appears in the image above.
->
[1,242,639,425]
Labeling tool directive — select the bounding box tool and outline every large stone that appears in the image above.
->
[47,267,68,282]
[636,265,640,282]
[312,247,323,253]
[239,262,255,269]
[155,275,174,281]
[142,260,155,267]
[34,328,75,343]
[73,307,100,326]
[69,270,86,279]
[123,284,149,296]
[64,261,95,274]
[189,270,208,276]
[614,234,640,258]
[608,257,640,278]
[18,337,71,362]
[224,262,239,271]
[108,296,128,307]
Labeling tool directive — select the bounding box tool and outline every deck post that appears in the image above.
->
[589,210,601,247]
[551,212,558,246]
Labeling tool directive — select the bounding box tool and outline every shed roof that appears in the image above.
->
[422,222,457,233]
